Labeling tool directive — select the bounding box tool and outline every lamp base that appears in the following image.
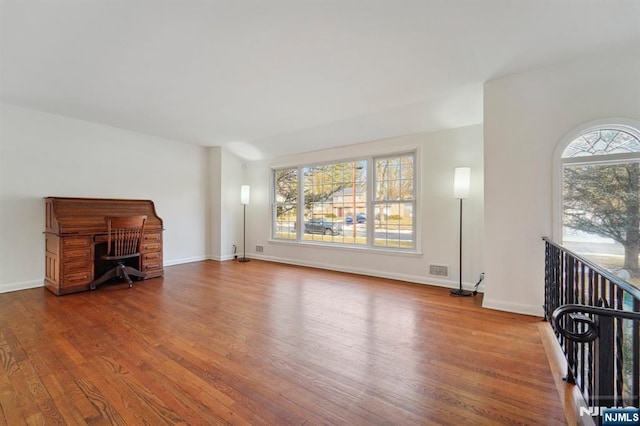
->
[450,288,474,297]
[238,257,251,263]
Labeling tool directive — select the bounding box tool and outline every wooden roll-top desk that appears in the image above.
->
[44,197,164,295]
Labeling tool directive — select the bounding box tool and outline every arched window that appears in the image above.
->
[562,129,640,158]
[560,126,640,285]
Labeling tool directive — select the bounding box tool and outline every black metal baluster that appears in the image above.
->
[543,237,640,422]
[634,297,640,408]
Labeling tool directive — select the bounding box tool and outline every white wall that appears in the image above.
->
[0,103,209,292]
[244,124,485,291]
[483,53,640,315]
[208,147,222,260]
[216,147,245,260]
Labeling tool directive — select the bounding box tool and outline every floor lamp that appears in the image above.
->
[451,167,473,296]
[239,185,250,263]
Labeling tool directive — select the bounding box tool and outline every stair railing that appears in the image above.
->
[543,237,640,422]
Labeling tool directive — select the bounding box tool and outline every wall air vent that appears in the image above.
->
[429,265,448,277]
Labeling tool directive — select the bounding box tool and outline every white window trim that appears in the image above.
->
[552,118,640,242]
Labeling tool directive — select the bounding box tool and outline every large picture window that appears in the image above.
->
[272,152,416,250]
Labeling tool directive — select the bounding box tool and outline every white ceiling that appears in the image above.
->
[2,1,639,160]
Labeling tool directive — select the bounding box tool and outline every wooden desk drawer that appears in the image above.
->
[142,250,162,270]
[63,260,92,274]
[63,271,92,285]
[142,242,162,251]
[143,251,162,262]
[143,233,162,243]
[143,261,162,272]
[63,237,92,249]
[64,248,91,261]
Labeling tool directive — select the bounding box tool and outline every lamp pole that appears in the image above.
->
[451,168,472,296]
[239,185,250,263]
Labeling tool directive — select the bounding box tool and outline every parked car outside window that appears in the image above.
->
[345,213,366,224]
[304,218,343,235]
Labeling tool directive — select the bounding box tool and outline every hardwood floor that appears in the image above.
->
[0,260,566,425]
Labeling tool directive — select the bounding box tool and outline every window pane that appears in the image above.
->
[274,168,298,240]
[400,156,414,179]
[302,160,366,246]
[373,153,415,249]
[275,205,297,240]
[275,168,298,203]
[400,179,413,200]
[562,129,640,158]
[562,161,640,286]
[376,153,415,202]
[373,203,414,248]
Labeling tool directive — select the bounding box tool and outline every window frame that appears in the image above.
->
[271,150,418,252]
[272,167,298,241]
[371,152,417,250]
[553,121,640,242]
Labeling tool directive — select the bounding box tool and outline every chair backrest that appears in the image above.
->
[105,215,147,258]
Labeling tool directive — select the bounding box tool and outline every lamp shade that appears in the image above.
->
[453,167,471,199]
[240,185,250,205]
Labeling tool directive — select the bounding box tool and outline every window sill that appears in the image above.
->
[266,239,423,258]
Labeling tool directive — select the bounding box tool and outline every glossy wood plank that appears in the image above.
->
[0,260,567,425]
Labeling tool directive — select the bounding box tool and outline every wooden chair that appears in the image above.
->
[89,215,147,290]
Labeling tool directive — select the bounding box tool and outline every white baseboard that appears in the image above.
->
[248,253,484,293]
[163,256,208,266]
[0,279,43,294]
[207,254,236,262]
[482,297,543,317]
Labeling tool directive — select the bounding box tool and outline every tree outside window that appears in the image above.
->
[274,168,297,240]
[374,154,415,248]
[302,160,367,244]
[562,128,640,285]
